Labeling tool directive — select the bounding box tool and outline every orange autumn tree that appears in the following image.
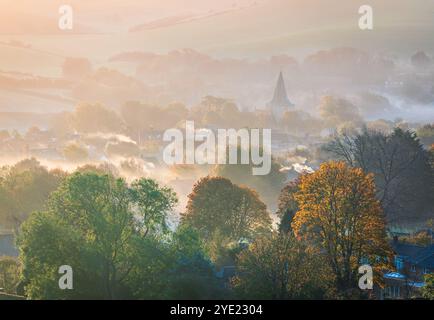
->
[292,161,392,294]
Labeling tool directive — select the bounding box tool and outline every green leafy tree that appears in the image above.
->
[126,225,227,299]
[17,172,177,299]
[0,158,66,228]
[182,176,272,243]
[164,225,227,299]
[181,176,272,266]
[128,178,178,237]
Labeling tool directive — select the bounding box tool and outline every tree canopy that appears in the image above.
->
[182,176,272,243]
[0,158,66,229]
[326,128,434,225]
[233,232,331,299]
[17,172,177,299]
[292,161,392,294]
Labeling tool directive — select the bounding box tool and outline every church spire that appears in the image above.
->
[270,71,292,107]
[267,71,293,120]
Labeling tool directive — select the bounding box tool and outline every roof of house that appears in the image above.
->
[392,242,426,258]
[415,248,434,268]
[383,272,426,287]
[384,272,406,280]
[392,242,434,268]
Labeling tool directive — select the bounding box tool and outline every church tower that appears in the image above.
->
[267,71,294,121]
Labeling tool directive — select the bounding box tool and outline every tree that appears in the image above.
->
[411,51,431,69]
[318,96,363,128]
[0,158,66,229]
[326,128,434,225]
[417,123,434,147]
[63,143,89,162]
[124,225,227,299]
[120,101,188,141]
[233,232,331,299]
[120,101,155,137]
[164,225,227,299]
[73,103,123,134]
[182,176,272,244]
[280,110,323,136]
[214,152,286,209]
[128,178,178,237]
[17,172,177,299]
[0,256,20,294]
[276,180,299,234]
[24,126,42,141]
[421,274,434,300]
[191,96,241,128]
[76,163,119,177]
[292,161,392,294]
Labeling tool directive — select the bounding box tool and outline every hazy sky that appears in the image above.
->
[1,0,433,60]
[0,1,433,127]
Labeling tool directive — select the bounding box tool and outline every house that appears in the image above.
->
[380,238,434,299]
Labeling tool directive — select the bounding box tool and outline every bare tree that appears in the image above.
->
[325,127,434,225]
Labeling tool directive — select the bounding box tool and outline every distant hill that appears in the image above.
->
[0,112,56,132]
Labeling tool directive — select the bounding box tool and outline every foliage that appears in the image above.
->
[73,103,124,134]
[63,143,89,162]
[276,180,299,234]
[326,128,434,225]
[421,274,434,300]
[0,256,20,294]
[214,153,286,208]
[182,176,272,243]
[129,178,178,237]
[318,96,363,128]
[233,232,331,299]
[292,161,392,293]
[0,158,66,228]
[417,123,434,146]
[125,225,227,299]
[279,110,323,135]
[120,101,188,137]
[191,96,241,128]
[17,172,177,299]
[165,225,227,299]
[76,163,119,177]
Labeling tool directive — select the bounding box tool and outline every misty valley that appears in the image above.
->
[0,0,433,303]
